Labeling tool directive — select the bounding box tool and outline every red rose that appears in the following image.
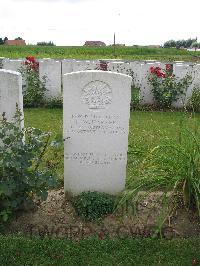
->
[157,72,162,77]
[166,64,172,71]
[26,56,36,63]
[32,62,39,71]
[150,66,155,73]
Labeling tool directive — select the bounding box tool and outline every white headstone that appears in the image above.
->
[107,62,126,73]
[2,59,26,88]
[172,63,193,108]
[0,69,23,127]
[63,70,132,195]
[140,62,165,105]
[62,59,74,75]
[186,63,198,103]
[39,59,62,100]
[129,61,143,87]
[72,60,98,72]
[2,59,24,72]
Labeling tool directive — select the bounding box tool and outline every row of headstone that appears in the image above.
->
[0,68,131,195]
[1,58,200,107]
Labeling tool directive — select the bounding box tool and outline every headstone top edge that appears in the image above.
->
[0,69,21,76]
[63,70,132,80]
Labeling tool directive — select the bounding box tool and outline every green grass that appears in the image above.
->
[0,235,199,266]
[24,108,200,184]
[24,108,64,182]
[1,45,200,61]
[24,108,62,138]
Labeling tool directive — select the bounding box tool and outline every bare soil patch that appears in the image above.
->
[4,188,200,240]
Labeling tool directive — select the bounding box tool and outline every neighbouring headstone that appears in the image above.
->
[63,70,132,195]
[172,63,193,108]
[107,61,127,73]
[72,60,98,72]
[140,62,165,105]
[39,59,62,100]
[185,63,198,103]
[62,59,74,76]
[0,69,24,127]
[129,61,143,87]
[2,58,26,88]
[2,58,24,72]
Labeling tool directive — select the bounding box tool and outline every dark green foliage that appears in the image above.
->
[23,74,46,107]
[3,37,8,43]
[0,113,57,224]
[130,86,140,110]
[0,37,8,45]
[37,41,55,46]
[44,97,63,108]
[72,191,115,221]
[19,64,47,108]
[163,39,177,48]
[164,38,197,48]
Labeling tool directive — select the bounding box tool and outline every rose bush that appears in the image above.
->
[148,64,192,108]
[19,56,47,107]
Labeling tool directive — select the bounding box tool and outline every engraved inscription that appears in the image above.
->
[81,80,112,109]
[65,152,126,165]
[67,113,126,135]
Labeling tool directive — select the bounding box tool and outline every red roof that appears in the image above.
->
[84,41,106,46]
[5,40,26,46]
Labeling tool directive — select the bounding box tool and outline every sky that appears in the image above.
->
[0,0,200,46]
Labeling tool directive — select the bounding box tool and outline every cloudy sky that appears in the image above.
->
[0,0,200,46]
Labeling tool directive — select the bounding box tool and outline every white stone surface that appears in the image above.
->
[0,69,23,127]
[62,59,74,75]
[39,59,62,99]
[72,60,98,72]
[63,70,132,195]
[129,61,143,87]
[140,62,165,105]
[185,64,200,103]
[172,63,193,108]
[2,59,26,88]
[2,59,24,72]
[107,62,126,73]
[109,62,133,75]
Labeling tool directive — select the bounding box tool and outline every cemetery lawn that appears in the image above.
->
[0,235,199,265]
[24,108,200,185]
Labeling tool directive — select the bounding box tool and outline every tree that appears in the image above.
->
[191,41,199,51]
[3,37,8,43]
[15,37,23,40]
[0,38,4,45]
[164,38,197,49]
[163,40,176,48]
[37,41,55,46]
